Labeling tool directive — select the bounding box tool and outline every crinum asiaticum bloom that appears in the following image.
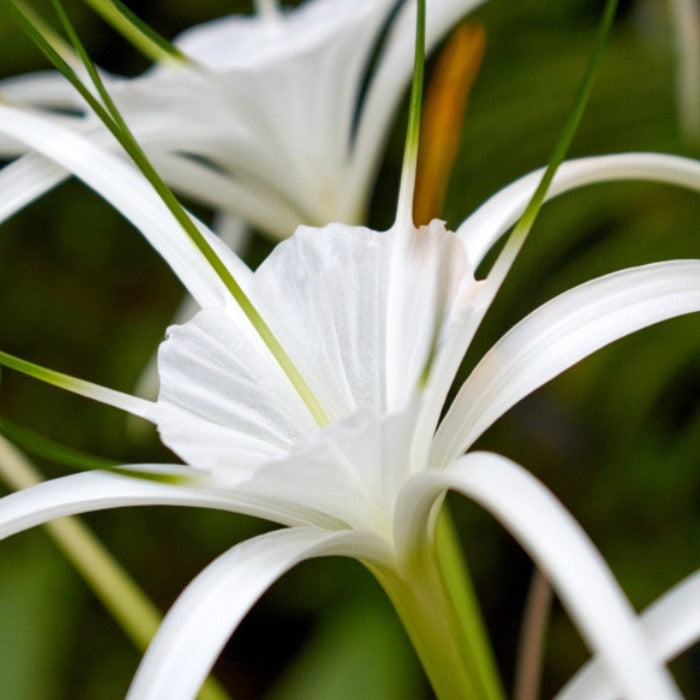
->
[0,0,484,238]
[0,95,699,697]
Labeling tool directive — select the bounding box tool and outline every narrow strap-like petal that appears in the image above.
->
[432,260,700,468]
[0,69,82,109]
[395,452,681,699]
[127,527,391,699]
[0,151,68,220]
[558,569,700,699]
[0,469,328,537]
[457,153,700,268]
[0,103,243,308]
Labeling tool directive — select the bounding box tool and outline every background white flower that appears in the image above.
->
[0,0,484,237]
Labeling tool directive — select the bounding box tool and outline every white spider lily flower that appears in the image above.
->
[0,0,484,238]
[0,102,698,697]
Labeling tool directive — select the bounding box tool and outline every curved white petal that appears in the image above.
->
[0,152,68,221]
[0,72,85,156]
[0,103,244,309]
[349,0,486,211]
[127,526,392,700]
[395,452,681,699]
[0,70,82,109]
[558,569,700,699]
[0,469,333,536]
[149,151,305,237]
[458,153,700,268]
[432,261,700,468]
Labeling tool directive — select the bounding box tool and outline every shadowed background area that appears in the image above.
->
[0,0,698,697]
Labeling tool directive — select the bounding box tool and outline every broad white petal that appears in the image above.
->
[127,526,392,700]
[349,0,486,211]
[558,570,700,699]
[458,153,700,267]
[155,0,395,225]
[255,220,476,416]
[155,308,317,458]
[433,261,700,468]
[0,469,327,536]
[157,220,474,431]
[395,453,680,699]
[0,103,242,309]
[154,220,477,527]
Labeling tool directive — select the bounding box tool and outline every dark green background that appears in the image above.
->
[0,1,698,697]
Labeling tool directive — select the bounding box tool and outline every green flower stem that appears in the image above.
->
[0,436,230,700]
[435,507,504,700]
[370,535,501,700]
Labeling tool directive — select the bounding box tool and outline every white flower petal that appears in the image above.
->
[148,151,303,237]
[255,220,475,416]
[155,396,416,534]
[0,152,69,221]
[0,72,85,156]
[127,526,392,700]
[0,70,81,109]
[458,153,700,267]
[156,220,474,437]
[239,407,418,534]
[0,469,327,536]
[0,103,249,309]
[155,308,316,459]
[558,569,700,699]
[148,0,394,225]
[153,220,478,529]
[395,452,681,699]
[433,261,700,468]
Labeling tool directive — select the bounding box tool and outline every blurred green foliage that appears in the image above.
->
[0,0,698,697]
